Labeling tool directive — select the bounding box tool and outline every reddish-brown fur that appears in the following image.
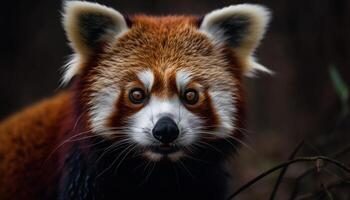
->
[0,92,71,199]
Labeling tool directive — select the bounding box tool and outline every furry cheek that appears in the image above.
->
[88,86,120,137]
[208,89,236,138]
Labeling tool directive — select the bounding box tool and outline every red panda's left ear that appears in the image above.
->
[62,1,129,84]
[199,4,272,76]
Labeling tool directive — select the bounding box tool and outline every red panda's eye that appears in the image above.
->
[183,89,199,105]
[129,88,146,104]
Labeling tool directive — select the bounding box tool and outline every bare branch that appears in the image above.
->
[295,181,349,200]
[269,139,304,200]
[227,156,350,200]
[289,145,350,200]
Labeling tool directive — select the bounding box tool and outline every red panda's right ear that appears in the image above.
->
[62,1,129,84]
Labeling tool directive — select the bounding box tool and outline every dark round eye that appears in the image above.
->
[183,89,199,105]
[129,88,146,104]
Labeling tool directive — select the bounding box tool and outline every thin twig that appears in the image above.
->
[289,145,350,200]
[226,156,350,200]
[269,139,305,200]
[295,180,349,200]
[321,183,334,200]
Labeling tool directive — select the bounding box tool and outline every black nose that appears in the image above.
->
[152,117,179,144]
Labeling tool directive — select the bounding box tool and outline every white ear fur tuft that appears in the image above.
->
[244,57,274,77]
[200,4,271,76]
[62,1,129,84]
[60,54,80,86]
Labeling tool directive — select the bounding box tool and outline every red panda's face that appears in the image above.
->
[82,18,241,161]
[63,2,270,161]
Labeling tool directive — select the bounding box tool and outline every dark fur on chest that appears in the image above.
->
[58,136,236,200]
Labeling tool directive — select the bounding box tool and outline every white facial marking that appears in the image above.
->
[89,86,119,135]
[144,151,162,161]
[208,89,236,137]
[176,70,192,92]
[145,150,184,162]
[129,96,202,146]
[138,69,154,91]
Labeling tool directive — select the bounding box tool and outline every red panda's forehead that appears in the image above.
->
[112,15,215,64]
[93,16,240,95]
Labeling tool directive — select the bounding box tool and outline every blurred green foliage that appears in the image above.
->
[329,66,349,115]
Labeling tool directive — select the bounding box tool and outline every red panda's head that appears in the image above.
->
[62,1,271,161]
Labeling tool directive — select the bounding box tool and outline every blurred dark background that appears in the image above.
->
[1,0,349,199]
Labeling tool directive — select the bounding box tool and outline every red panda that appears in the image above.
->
[0,1,271,200]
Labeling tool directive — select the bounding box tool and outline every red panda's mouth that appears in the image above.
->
[150,144,180,154]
